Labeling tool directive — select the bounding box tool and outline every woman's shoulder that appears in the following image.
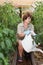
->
[29,23,34,27]
[18,22,23,27]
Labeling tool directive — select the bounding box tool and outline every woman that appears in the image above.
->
[17,12,34,62]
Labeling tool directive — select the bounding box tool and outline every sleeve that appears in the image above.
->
[31,24,34,31]
[17,24,22,34]
[31,24,36,36]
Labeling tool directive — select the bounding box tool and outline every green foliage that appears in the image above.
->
[0,52,9,65]
[32,2,43,44]
[0,3,21,29]
[0,3,21,65]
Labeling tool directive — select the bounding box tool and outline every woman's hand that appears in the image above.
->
[24,30,31,35]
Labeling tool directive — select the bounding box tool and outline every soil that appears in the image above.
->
[9,46,43,65]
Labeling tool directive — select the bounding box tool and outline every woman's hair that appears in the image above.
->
[22,12,33,21]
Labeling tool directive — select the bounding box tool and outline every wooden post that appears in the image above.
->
[19,7,22,18]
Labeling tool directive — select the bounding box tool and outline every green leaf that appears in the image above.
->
[0,53,4,60]
[5,38,12,49]
[4,57,9,65]
[0,41,5,49]
[0,33,3,38]
[2,28,9,36]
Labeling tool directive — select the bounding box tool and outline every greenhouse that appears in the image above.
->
[0,0,43,65]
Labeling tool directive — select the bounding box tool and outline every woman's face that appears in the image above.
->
[24,17,31,28]
[25,17,31,24]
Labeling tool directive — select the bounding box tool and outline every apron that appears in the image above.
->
[21,34,43,53]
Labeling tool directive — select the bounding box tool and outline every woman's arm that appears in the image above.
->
[17,33,25,38]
